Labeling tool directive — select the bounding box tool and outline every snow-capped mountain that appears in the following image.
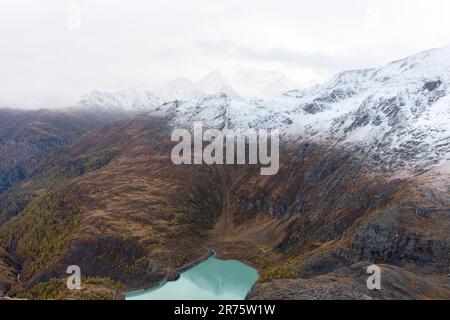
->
[72,89,161,114]
[232,69,298,98]
[153,45,450,176]
[70,69,296,118]
[69,79,203,122]
[69,72,236,119]
[197,70,243,100]
[67,89,162,123]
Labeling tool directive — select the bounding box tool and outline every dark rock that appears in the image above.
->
[348,208,450,270]
[424,80,442,92]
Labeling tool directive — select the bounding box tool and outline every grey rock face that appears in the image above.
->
[348,208,450,270]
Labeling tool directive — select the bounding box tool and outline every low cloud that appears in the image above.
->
[196,40,361,71]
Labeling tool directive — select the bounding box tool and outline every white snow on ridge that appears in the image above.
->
[71,45,450,173]
[71,69,298,116]
[74,89,161,114]
[154,45,450,174]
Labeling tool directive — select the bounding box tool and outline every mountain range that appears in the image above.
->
[0,45,449,300]
[67,69,298,123]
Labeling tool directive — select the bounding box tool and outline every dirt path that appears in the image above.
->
[211,166,235,239]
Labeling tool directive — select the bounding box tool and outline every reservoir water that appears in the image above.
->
[126,257,259,300]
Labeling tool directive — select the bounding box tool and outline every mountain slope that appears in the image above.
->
[248,263,450,300]
[0,116,224,292]
[0,115,448,299]
[0,245,18,297]
[0,109,97,196]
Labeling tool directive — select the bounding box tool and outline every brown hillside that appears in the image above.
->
[0,115,448,299]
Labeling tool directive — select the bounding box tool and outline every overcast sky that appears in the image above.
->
[1,0,450,108]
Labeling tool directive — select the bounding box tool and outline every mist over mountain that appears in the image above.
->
[66,69,297,123]
[232,69,298,98]
[151,45,450,176]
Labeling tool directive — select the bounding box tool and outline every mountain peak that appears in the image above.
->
[200,69,227,81]
[231,69,297,98]
[197,70,230,94]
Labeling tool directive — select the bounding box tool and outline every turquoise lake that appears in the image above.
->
[126,258,259,300]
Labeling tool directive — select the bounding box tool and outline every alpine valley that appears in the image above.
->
[0,46,449,300]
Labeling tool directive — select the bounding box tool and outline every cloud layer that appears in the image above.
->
[1,0,450,108]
